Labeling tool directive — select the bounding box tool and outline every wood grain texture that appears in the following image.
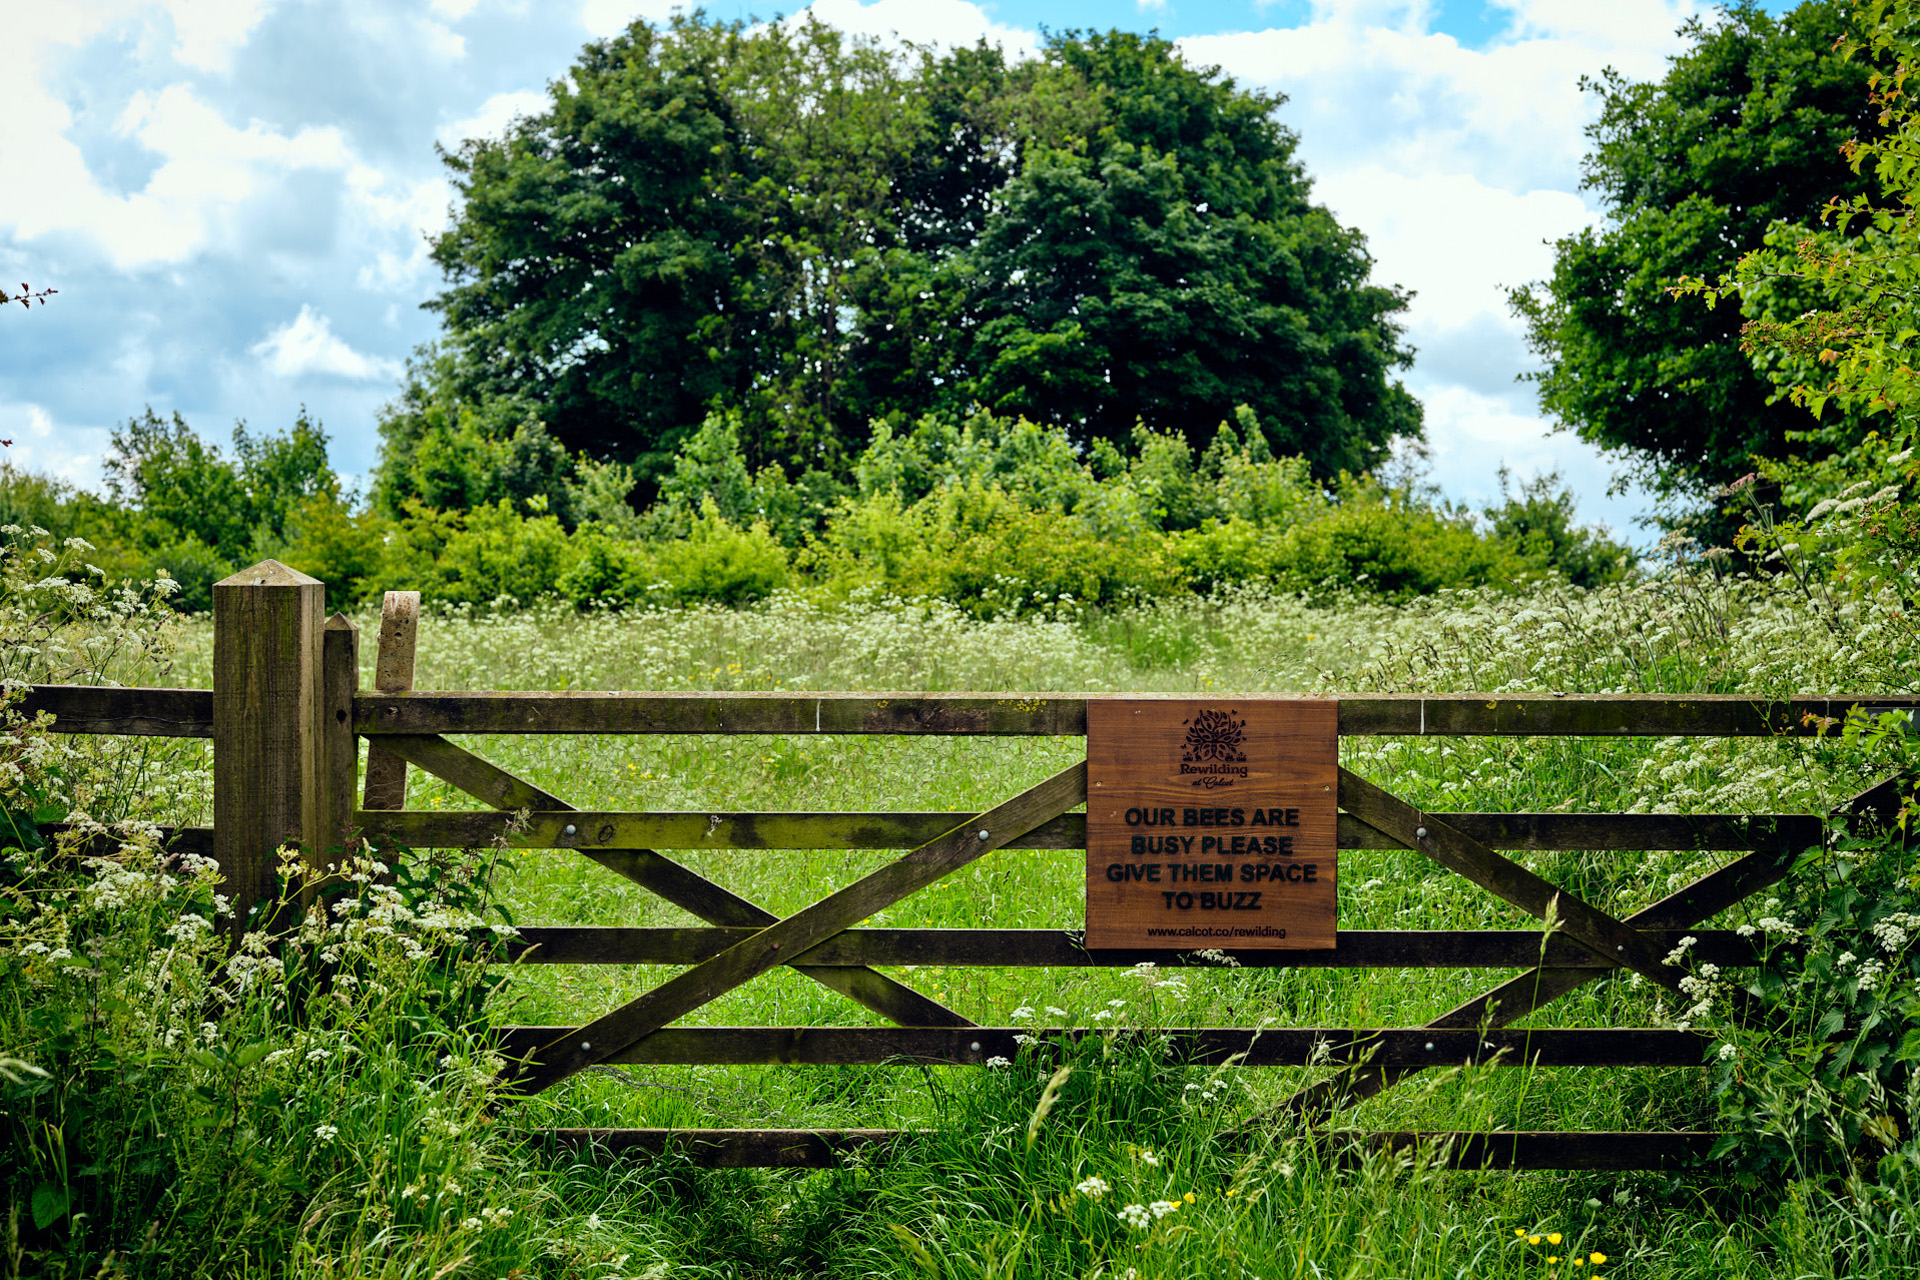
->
[359,808,1819,853]
[28,685,1920,743]
[319,615,359,860]
[371,733,974,1031]
[351,691,1920,738]
[496,1025,1712,1067]
[212,560,324,936]
[509,761,1088,1095]
[1086,699,1337,948]
[529,1127,1718,1170]
[1339,695,1920,738]
[30,684,1920,742]
[501,926,1764,969]
[357,692,1088,737]
[18,685,212,737]
[361,592,419,813]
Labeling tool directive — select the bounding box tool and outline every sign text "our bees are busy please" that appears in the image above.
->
[1084,699,1337,950]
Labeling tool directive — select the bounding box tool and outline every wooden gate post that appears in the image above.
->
[319,613,360,861]
[212,559,326,938]
[361,591,419,811]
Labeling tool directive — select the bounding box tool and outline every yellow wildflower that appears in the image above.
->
[1529,1236,1542,1246]
[1516,1229,1528,1238]
[1590,1254,1607,1265]
[1548,1233,1562,1245]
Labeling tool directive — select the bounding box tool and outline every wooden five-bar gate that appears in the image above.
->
[20,561,1915,1171]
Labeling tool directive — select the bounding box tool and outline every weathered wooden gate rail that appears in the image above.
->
[28,684,1920,739]
[20,560,1914,1173]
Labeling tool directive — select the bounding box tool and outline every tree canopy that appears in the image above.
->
[395,17,1419,496]
[1508,0,1881,503]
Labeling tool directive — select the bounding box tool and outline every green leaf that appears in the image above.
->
[30,1183,68,1231]
[1894,1029,1920,1062]
[232,1043,271,1069]
[1816,1007,1847,1039]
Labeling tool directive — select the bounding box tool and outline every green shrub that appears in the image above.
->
[803,489,947,600]
[556,527,648,605]
[643,501,792,606]
[373,348,577,524]
[437,500,575,606]
[1269,497,1528,599]
[924,481,1183,615]
[1166,518,1289,593]
[128,534,232,614]
[382,499,578,608]
[651,411,757,533]
[1482,468,1635,588]
[809,481,1182,616]
[275,492,393,611]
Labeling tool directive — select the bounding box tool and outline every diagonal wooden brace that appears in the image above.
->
[508,760,1089,1096]
[372,734,971,1030]
[1233,775,1899,1133]
[1338,769,1689,998]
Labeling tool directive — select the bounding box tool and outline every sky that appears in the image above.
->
[0,0,1799,539]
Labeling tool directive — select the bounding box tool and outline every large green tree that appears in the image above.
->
[1509,0,1881,502]
[399,18,1417,496]
[953,32,1418,474]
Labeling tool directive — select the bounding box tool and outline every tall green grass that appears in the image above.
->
[11,561,1920,1276]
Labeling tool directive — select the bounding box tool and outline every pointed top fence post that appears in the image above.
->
[212,558,325,939]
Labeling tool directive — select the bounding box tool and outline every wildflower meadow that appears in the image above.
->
[8,516,1920,1278]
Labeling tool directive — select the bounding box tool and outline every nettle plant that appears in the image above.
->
[1688,713,1920,1197]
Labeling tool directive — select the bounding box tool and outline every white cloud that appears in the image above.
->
[1496,0,1709,48]
[165,0,273,72]
[1182,9,1692,195]
[1414,381,1650,538]
[1314,165,1595,330]
[1179,1,1702,529]
[350,167,451,290]
[1,81,356,267]
[578,0,694,39]
[1,4,147,59]
[251,306,403,381]
[0,404,111,488]
[425,22,466,60]
[441,89,549,147]
[1420,382,1562,469]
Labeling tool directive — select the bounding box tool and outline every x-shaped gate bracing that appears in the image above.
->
[367,727,1889,1135]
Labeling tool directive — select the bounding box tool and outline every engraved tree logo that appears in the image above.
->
[1181,709,1247,763]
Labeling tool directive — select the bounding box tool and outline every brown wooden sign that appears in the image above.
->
[1085,699,1338,949]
